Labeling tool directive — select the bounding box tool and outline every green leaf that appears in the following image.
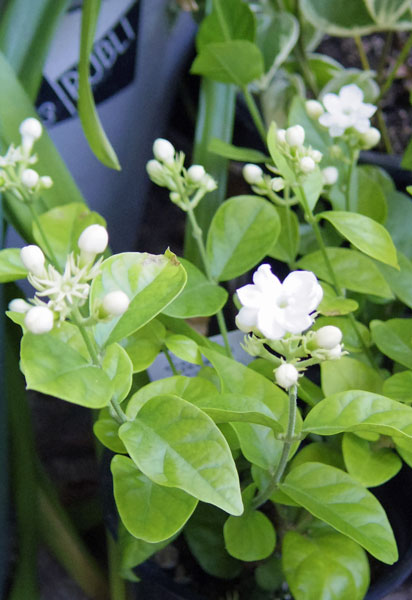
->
[119,319,166,373]
[385,191,412,259]
[184,503,242,579]
[383,370,412,404]
[33,203,106,270]
[377,251,412,309]
[255,555,284,592]
[288,96,331,156]
[208,138,270,163]
[290,441,345,471]
[297,247,393,298]
[78,0,120,169]
[90,250,187,347]
[268,206,299,264]
[364,0,412,26]
[318,211,398,268]
[206,195,280,281]
[318,282,359,317]
[21,323,113,408]
[224,509,276,561]
[355,166,388,223]
[283,530,370,600]
[119,394,243,515]
[321,356,384,396]
[162,257,227,318]
[165,334,203,365]
[285,53,343,91]
[267,121,295,181]
[191,40,264,86]
[280,462,397,563]
[342,433,402,487]
[196,0,256,51]
[118,524,173,577]
[256,10,299,80]
[102,343,132,404]
[303,390,412,441]
[401,136,412,169]
[321,68,379,103]
[300,0,379,35]
[111,455,197,542]
[126,375,218,420]
[93,408,126,453]
[296,169,323,212]
[314,316,371,354]
[371,318,412,369]
[0,248,27,282]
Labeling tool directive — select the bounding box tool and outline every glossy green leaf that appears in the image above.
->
[224,509,276,561]
[184,503,242,579]
[21,323,113,408]
[119,394,243,515]
[402,136,412,169]
[283,530,370,600]
[318,211,398,268]
[280,462,397,563]
[261,69,305,128]
[321,357,384,396]
[126,375,217,420]
[102,343,132,404]
[255,555,284,592]
[383,370,412,404]
[191,40,264,86]
[90,250,187,347]
[354,166,388,223]
[290,441,345,471]
[165,334,203,365]
[318,282,358,316]
[256,10,299,81]
[196,0,256,50]
[268,206,299,264]
[118,524,173,578]
[0,248,27,282]
[111,455,197,542]
[285,53,343,90]
[296,169,323,212]
[78,0,120,169]
[303,390,412,441]
[119,319,166,373]
[163,257,227,318]
[33,203,106,270]
[371,318,412,369]
[93,408,126,453]
[385,191,412,259]
[377,252,412,309]
[300,0,379,35]
[342,433,402,487]
[208,137,269,163]
[206,195,280,281]
[297,247,393,298]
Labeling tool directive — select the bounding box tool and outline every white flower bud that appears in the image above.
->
[326,343,343,360]
[311,149,323,163]
[242,164,263,185]
[299,156,316,173]
[271,177,285,192]
[202,174,217,192]
[153,138,175,164]
[146,159,164,179]
[170,192,181,203]
[21,168,39,188]
[305,100,324,120]
[314,325,343,349]
[19,118,42,141]
[360,127,381,149]
[78,224,108,255]
[285,125,305,147]
[276,129,286,144]
[8,298,31,313]
[187,164,206,183]
[322,166,339,186]
[102,291,130,316]
[275,363,299,389]
[20,245,45,276]
[24,306,54,334]
[40,176,53,189]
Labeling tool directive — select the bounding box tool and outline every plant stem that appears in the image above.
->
[345,152,358,212]
[164,347,179,375]
[28,203,59,267]
[377,32,412,102]
[241,85,267,145]
[107,533,130,600]
[376,108,394,153]
[252,384,297,509]
[71,309,100,365]
[377,32,393,85]
[295,0,319,96]
[354,35,370,71]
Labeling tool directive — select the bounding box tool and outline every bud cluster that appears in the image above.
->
[275,125,323,176]
[242,163,286,201]
[0,118,53,202]
[146,138,216,211]
[8,225,130,335]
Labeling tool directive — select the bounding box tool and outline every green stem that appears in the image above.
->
[376,108,393,154]
[345,153,357,212]
[71,309,100,366]
[377,32,393,85]
[377,32,412,103]
[164,347,179,376]
[107,533,130,600]
[28,203,59,267]
[252,384,297,509]
[241,85,267,145]
[354,35,370,71]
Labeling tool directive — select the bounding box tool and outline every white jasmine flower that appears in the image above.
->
[21,168,39,188]
[360,127,381,149]
[314,325,342,349]
[153,138,175,164]
[78,224,108,257]
[322,166,339,186]
[285,125,305,147]
[8,298,31,313]
[21,245,45,276]
[24,306,54,334]
[187,164,206,183]
[235,264,323,340]
[299,156,316,173]
[305,100,324,119]
[318,84,376,137]
[102,290,130,316]
[243,164,263,185]
[275,363,299,389]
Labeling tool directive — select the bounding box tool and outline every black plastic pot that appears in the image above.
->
[359,151,412,191]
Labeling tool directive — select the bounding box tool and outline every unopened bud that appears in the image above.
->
[326,343,343,360]
[305,100,324,120]
[20,245,45,276]
[40,176,53,189]
[24,306,54,334]
[8,298,31,313]
[243,164,263,185]
[78,224,108,255]
[21,168,39,188]
[170,192,181,204]
[314,325,343,349]
[360,127,381,149]
[300,156,316,173]
[146,159,164,179]
[153,138,175,164]
[322,166,339,186]
[310,149,323,163]
[275,363,299,389]
[276,129,286,144]
[102,290,130,316]
[187,164,206,183]
[271,177,285,192]
[285,125,305,147]
[202,174,217,192]
[19,118,42,141]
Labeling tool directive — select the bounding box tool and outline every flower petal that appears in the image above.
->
[339,84,364,105]
[236,284,262,308]
[236,307,258,332]
[322,93,341,115]
[252,264,282,296]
